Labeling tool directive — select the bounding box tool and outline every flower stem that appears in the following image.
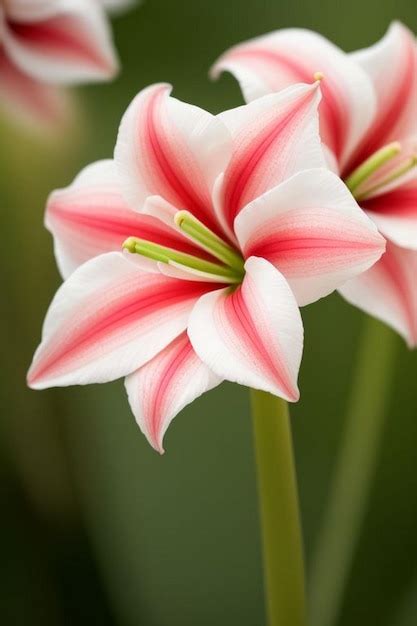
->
[250,389,306,626]
[309,317,398,626]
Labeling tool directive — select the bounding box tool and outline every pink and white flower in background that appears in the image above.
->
[27,82,384,452]
[0,0,131,127]
[213,22,417,346]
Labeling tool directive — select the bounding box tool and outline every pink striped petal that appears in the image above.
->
[115,83,232,235]
[188,257,303,401]
[212,28,376,169]
[46,160,207,278]
[215,83,325,236]
[27,252,216,389]
[347,22,417,173]
[3,0,118,84]
[339,241,417,348]
[3,1,62,22]
[125,333,222,453]
[235,169,385,306]
[363,180,417,250]
[0,48,69,128]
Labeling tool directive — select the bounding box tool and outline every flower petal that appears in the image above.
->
[188,257,303,401]
[347,22,417,173]
[0,48,69,128]
[339,241,417,348]
[46,160,208,278]
[28,252,216,389]
[115,83,232,235]
[212,28,376,169]
[363,180,417,250]
[235,169,385,306]
[214,83,325,237]
[3,0,118,84]
[125,333,222,453]
[3,1,64,22]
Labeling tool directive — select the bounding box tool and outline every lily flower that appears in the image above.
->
[0,0,121,127]
[212,22,417,346]
[27,82,384,452]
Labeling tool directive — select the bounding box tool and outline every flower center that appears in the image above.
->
[123,211,245,284]
[345,142,417,201]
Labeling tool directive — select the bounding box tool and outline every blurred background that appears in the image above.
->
[1,0,417,624]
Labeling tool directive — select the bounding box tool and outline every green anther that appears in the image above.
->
[122,237,244,283]
[355,155,417,201]
[345,142,402,196]
[174,210,245,273]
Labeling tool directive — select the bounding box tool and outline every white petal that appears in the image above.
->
[0,47,70,128]
[188,257,303,401]
[339,241,417,348]
[46,160,205,278]
[235,169,385,306]
[115,83,231,236]
[214,83,325,237]
[125,333,222,453]
[3,0,118,84]
[28,252,214,389]
[212,27,377,169]
[348,21,417,170]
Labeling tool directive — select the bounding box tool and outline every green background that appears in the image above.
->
[1,1,417,624]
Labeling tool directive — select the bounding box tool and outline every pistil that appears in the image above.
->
[345,142,401,195]
[123,236,244,283]
[174,210,245,273]
[355,155,417,201]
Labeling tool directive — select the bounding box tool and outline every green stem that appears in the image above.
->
[250,389,306,626]
[309,317,398,626]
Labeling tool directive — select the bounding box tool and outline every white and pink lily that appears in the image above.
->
[27,82,384,452]
[0,0,124,127]
[213,22,417,346]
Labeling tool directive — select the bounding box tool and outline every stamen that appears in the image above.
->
[313,71,325,82]
[355,155,417,201]
[345,142,402,195]
[174,210,245,273]
[122,237,243,283]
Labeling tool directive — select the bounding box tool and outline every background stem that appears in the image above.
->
[309,317,398,626]
[250,389,306,626]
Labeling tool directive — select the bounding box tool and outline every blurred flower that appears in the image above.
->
[213,22,417,346]
[27,82,384,451]
[0,0,122,128]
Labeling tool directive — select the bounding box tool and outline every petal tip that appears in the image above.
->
[281,381,300,403]
[209,58,224,81]
[26,366,43,391]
